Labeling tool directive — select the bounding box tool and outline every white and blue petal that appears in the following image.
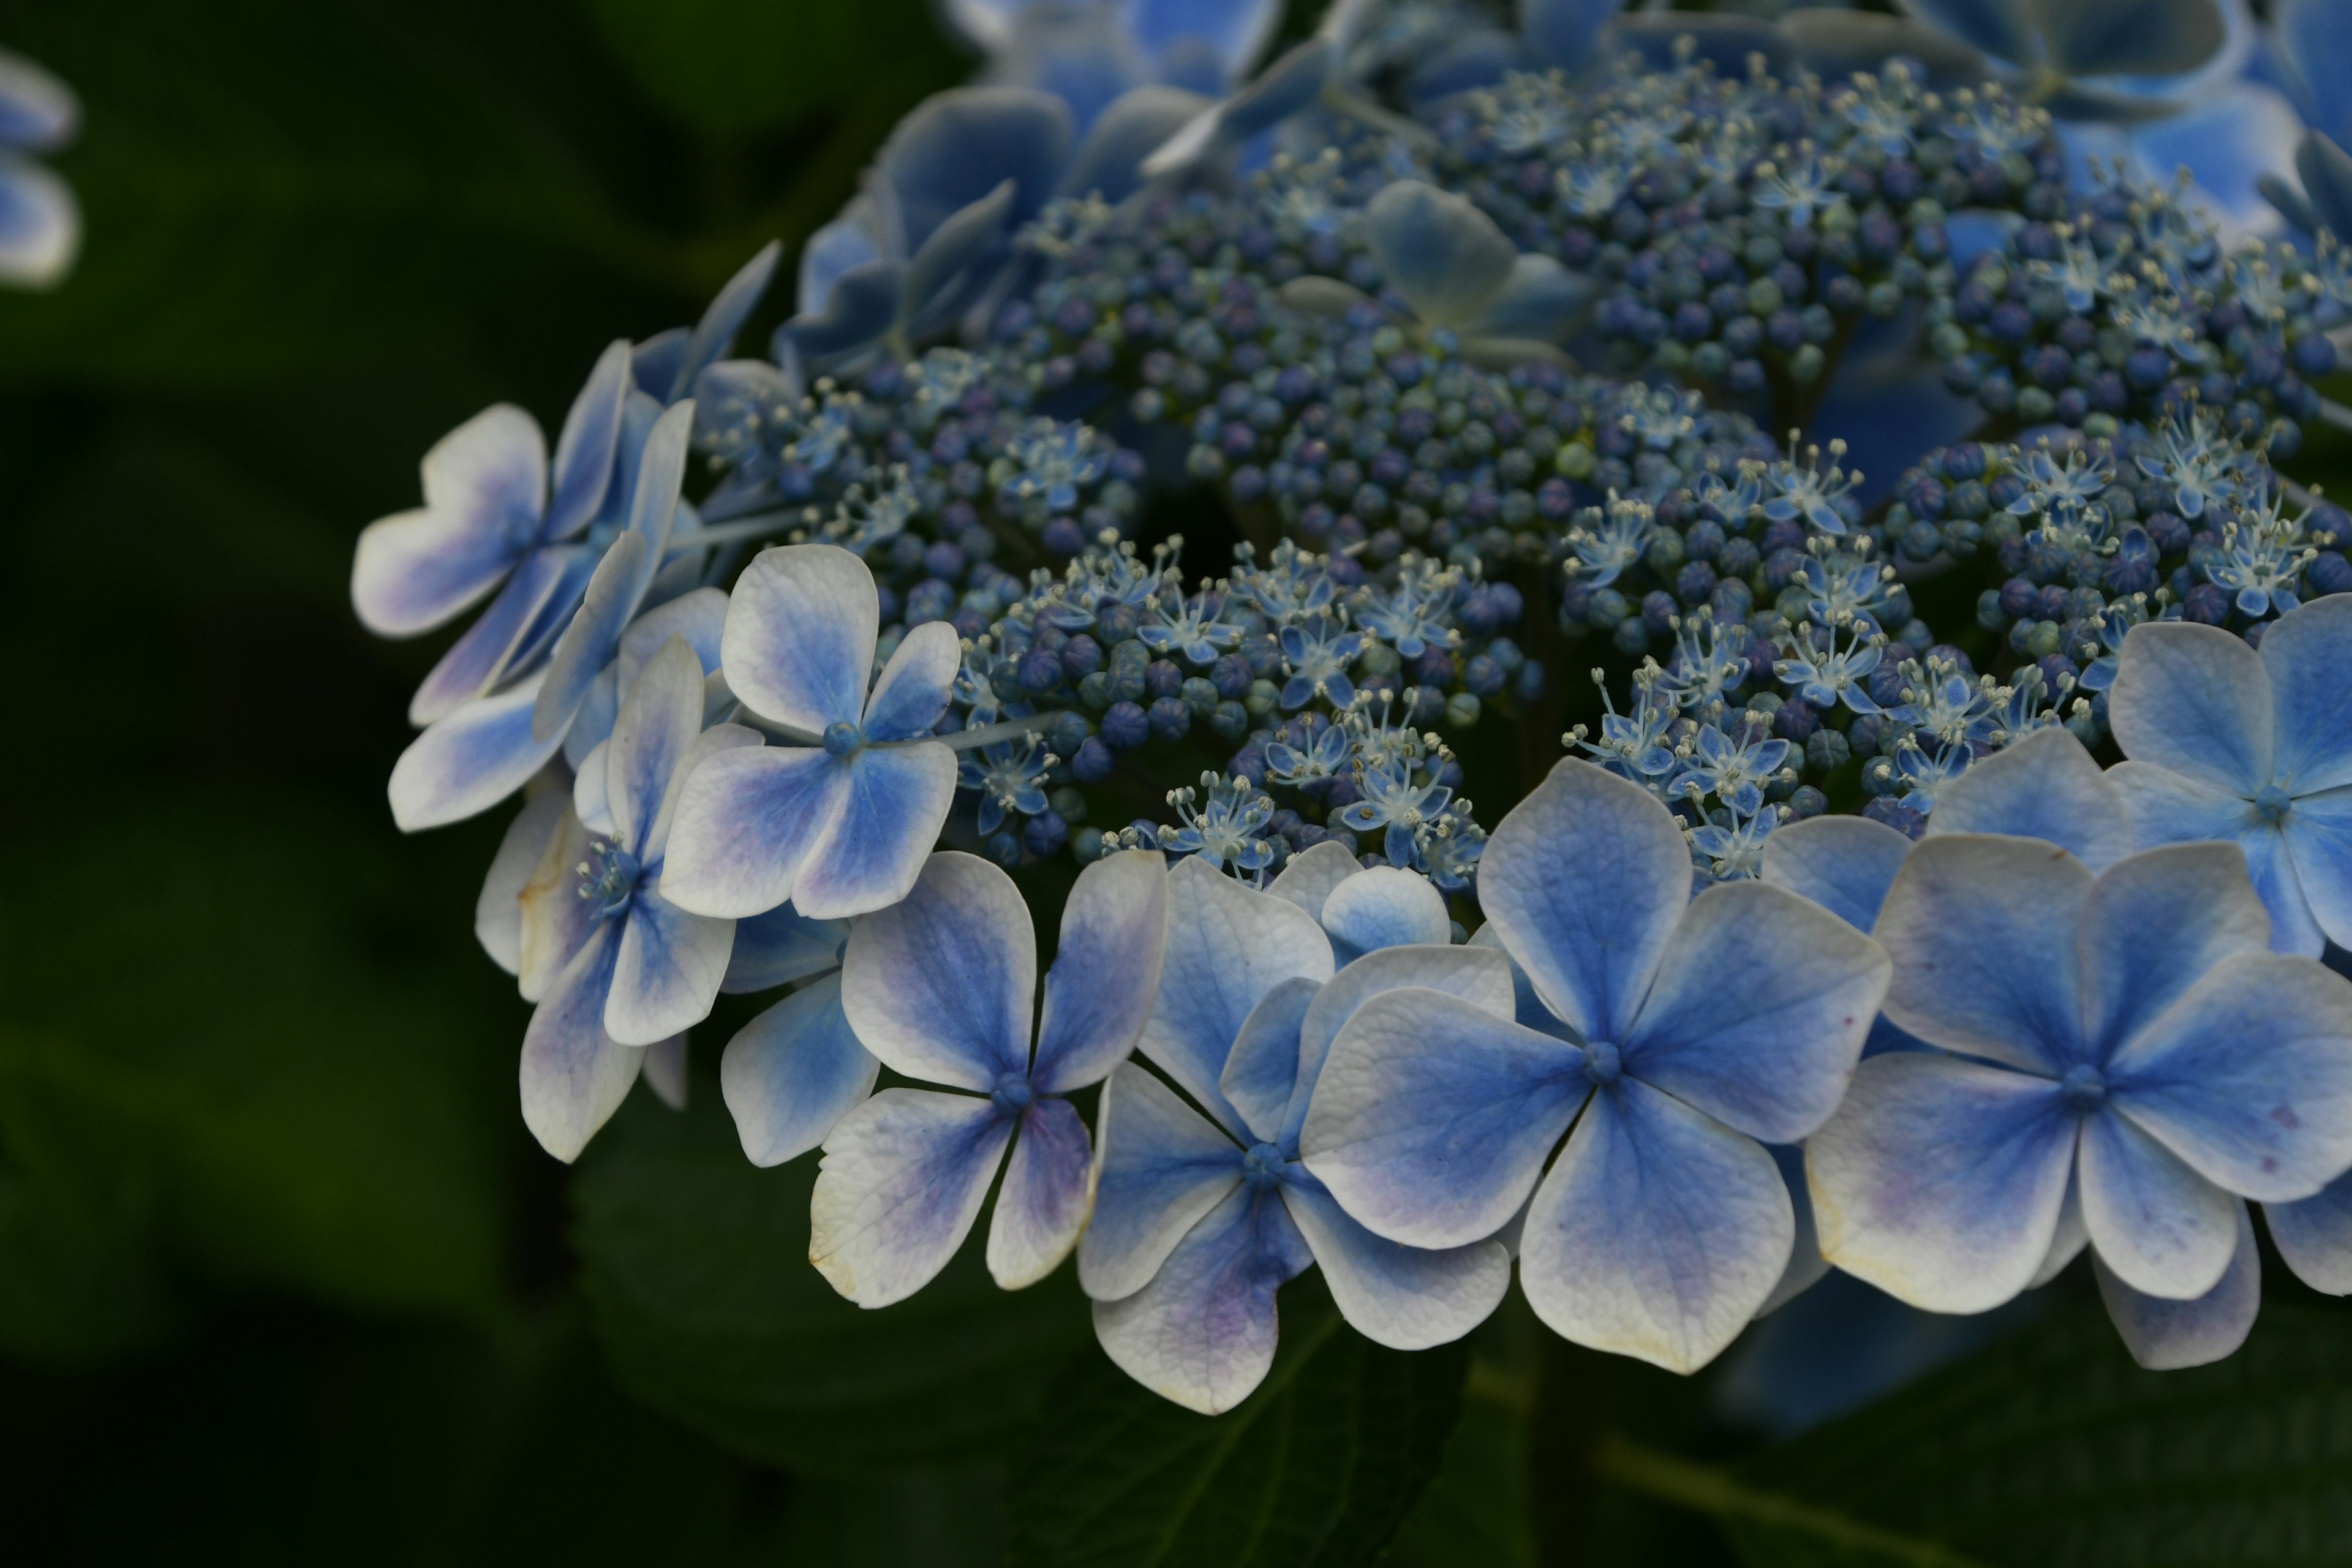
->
[0,154,76,286]
[878,86,1074,248]
[1808,1052,2077,1313]
[2110,620,2275,797]
[1058,83,1212,201]
[860,620,961,741]
[645,724,761,870]
[1318,866,1450,965]
[390,673,568,833]
[520,925,643,1163]
[517,806,598,1003]
[839,850,1036,1091]
[986,1096,1097,1288]
[810,1088,1014,1308]
[643,1035,688,1111]
[1265,839,1362,924]
[477,788,570,976]
[720,543,880,734]
[2285,785,2352,951]
[606,636,707,854]
[410,544,597,728]
[532,530,650,744]
[608,891,733,1047]
[545,340,632,539]
[2075,843,2272,1061]
[2265,595,2352,796]
[1759,812,1913,933]
[0,48,79,150]
[1032,849,1171,1093]
[1286,943,1514,1147]
[722,905,851,994]
[2093,1200,2260,1370]
[2079,1107,2239,1300]
[1519,1078,1792,1374]
[1621,880,1889,1145]
[1218,977,1322,1145]
[660,744,851,919]
[1131,0,1284,84]
[790,743,959,920]
[1362,181,1517,330]
[1893,0,2037,66]
[2267,1170,2352,1295]
[1925,728,2133,870]
[719,973,878,1167]
[351,404,543,638]
[1080,1062,1245,1301]
[1280,1175,1510,1351]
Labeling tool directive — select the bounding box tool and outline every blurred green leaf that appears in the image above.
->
[572,1081,1093,1474]
[1003,1278,1468,1568]
[1385,1357,1539,1568]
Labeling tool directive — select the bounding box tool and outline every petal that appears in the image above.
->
[1080,1061,1245,1301]
[665,241,782,405]
[1032,850,1171,1093]
[1461,254,1593,345]
[1363,181,1517,330]
[1759,812,1913,932]
[2031,1167,2090,1287]
[1924,728,2133,871]
[2106,951,2352,1202]
[352,404,543,636]
[1090,1184,1311,1415]
[606,635,707,854]
[986,1096,1096,1289]
[615,586,729,697]
[1281,1176,1509,1350]
[408,545,595,727]
[796,198,888,313]
[389,673,567,833]
[1300,987,1586,1249]
[1873,834,2092,1074]
[2121,81,2305,239]
[1478,758,1690,1042]
[519,926,643,1163]
[2079,1109,2238,1298]
[0,154,75,287]
[2266,1169,2352,1294]
[2261,597,2352,788]
[658,745,851,919]
[1130,0,1284,81]
[2040,0,2224,77]
[477,788,570,976]
[531,531,650,745]
[1265,838,1362,922]
[878,86,1074,248]
[576,737,614,833]
[0,49,78,149]
[608,891,733,1047]
[810,1088,1013,1308]
[2094,1200,2260,1371]
[2280,0,2352,145]
[1520,0,1623,72]
[902,180,1017,328]
[839,850,1035,1091]
[2286,785,2352,950]
[720,543,880,734]
[2109,619,2275,796]
[1217,976,1322,1145]
[718,972,878,1166]
[1286,943,1515,1148]
[1520,1080,1793,1374]
[1140,855,1335,1137]
[2076,843,2272,1060]
[518,806,598,1003]
[642,1035,688,1110]
[546,340,631,539]
[1317,867,1450,964]
[1807,1052,2076,1313]
[782,259,905,366]
[1758,1142,1831,1316]
[1621,880,1890,1145]
[721,904,850,994]
[644,723,762,869]
[860,620,961,741]
[2108,758,2252,845]
[793,743,960,919]
[1783,8,1989,84]
[1058,83,1212,202]
[1891,0,2037,64]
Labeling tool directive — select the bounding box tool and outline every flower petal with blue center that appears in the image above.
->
[720,972,879,1168]
[2093,1200,2260,1370]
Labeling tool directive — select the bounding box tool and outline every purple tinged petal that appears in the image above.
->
[477,788,570,976]
[2110,620,2275,797]
[2266,1169,2352,1294]
[810,1088,1014,1307]
[987,1096,1096,1289]
[659,745,852,919]
[2106,951,2352,1202]
[722,543,880,733]
[1807,1052,2076,1313]
[2285,785,2352,949]
[1926,728,2133,871]
[861,620,962,741]
[1033,850,1172,1093]
[520,925,642,1163]
[720,972,878,1167]
[791,743,960,919]
[1218,976,1322,1145]
[2079,1108,2238,1298]
[1873,835,2093,1074]
[1280,1177,1510,1350]
[1300,987,1586,1248]
[546,341,631,540]
[722,905,851,994]
[644,724,761,869]
[390,673,568,833]
[1760,812,1913,933]
[1621,880,1889,1144]
[1521,1079,1793,1374]
[2076,844,2272,1061]
[352,404,544,638]
[1318,867,1450,962]
[2094,1200,2260,1370]
[1080,1061,1245,1302]
[840,850,1035,1091]
[1090,1183,1311,1415]
[1287,944,1514,1148]
[1479,759,1690,1042]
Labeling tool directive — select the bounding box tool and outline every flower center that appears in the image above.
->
[2060,1062,2106,1112]
[2254,783,2293,825]
[1241,1142,1287,1190]
[575,841,641,921]
[989,1071,1035,1115]
[823,720,867,758]
[1581,1040,1622,1086]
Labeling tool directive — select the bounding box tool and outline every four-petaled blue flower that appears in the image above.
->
[1277,614,1362,709]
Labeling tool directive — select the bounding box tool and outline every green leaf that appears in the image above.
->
[570,1080,1093,1474]
[1600,1300,2352,1567]
[1384,1355,1539,1568]
[1003,1277,1468,1568]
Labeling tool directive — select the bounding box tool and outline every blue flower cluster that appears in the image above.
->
[355,0,2352,1410]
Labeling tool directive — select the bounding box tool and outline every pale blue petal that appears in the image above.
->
[2244,820,2328,957]
[1760,813,1912,933]
[2079,1107,2238,1298]
[986,1096,1096,1287]
[1139,856,1335,1137]
[2108,758,2250,844]
[1462,254,1593,347]
[1478,758,1690,1042]
[718,973,878,1166]
[1300,987,1585,1249]
[989,9,1146,135]
[1281,1176,1510,1349]
[606,635,707,854]
[2121,82,2304,236]
[2076,843,2272,1061]
[1208,36,1330,141]
[1033,849,1172,1093]
[520,925,642,1163]
[1520,1079,1792,1374]
[662,240,781,405]
[631,330,690,405]
[658,745,851,920]
[1907,0,2035,70]
[352,404,543,637]
[2032,1166,2090,1286]
[1217,976,1322,1145]
[2108,951,2352,1201]
[722,905,851,994]
[1131,0,1283,81]
[615,586,728,699]
[861,620,960,741]
[477,788,570,976]
[609,891,734,1047]
[1784,8,1990,85]
[1080,1062,1245,1301]
[1090,1183,1311,1414]
[2040,0,2224,77]
[1059,84,1213,201]
[936,0,1028,55]
[1264,838,1361,923]
[574,739,617,837]
[1286,943,1514,1148]
[2262,595,2352,796]
[782,260,905,366]
[721,543,879,733]
[810,1088,1014,1306]
[792,743,959,919]
[0,49,80,149]
[901,180,1017,325]
[389,674,567,832]
[1319,866,1449,964]
[409,545,595,727]
[2279,0,2352,146]
[839,850,1035,1091]
[2266,1169,2352,1294]
[1925,728,2133,870]
[0,154,78,286]
[1363,181,1517,330]
[878,86,1074,249]
[2285,785,2352,950]
[1518,0,1622,72]
[1808,1052,2076,1312]
[532,531,649,745]
[1622,880,1890,1144]
[1874,835,2092,1073]
[2110,620,2275,796]
[2094,1200,2259,1370]
[546,340,632,539]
